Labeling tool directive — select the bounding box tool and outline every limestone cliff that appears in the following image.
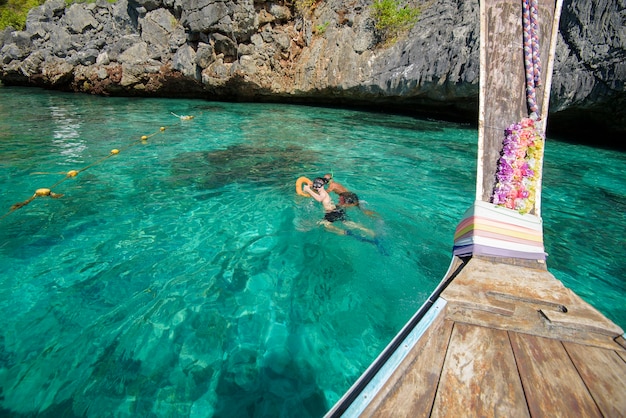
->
[0,0,624,141]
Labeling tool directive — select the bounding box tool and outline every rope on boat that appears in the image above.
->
[522,0,542,118]
[1,113,195,221]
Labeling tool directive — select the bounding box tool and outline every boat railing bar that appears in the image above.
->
[324,255,470,417]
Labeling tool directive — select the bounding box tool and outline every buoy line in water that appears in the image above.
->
[1,113,196,221]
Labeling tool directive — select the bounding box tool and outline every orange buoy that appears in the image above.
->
[295,176,313,197]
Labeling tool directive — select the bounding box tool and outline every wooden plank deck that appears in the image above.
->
[330,257,626,417]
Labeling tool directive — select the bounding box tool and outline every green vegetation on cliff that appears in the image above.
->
[0,0,44,30]
[0,0,116,30]
[371,0,420,44]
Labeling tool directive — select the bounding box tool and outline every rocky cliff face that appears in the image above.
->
[0,0,624,140]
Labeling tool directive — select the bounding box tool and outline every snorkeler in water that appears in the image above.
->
[322,173,378,217]
[303,177,375,237]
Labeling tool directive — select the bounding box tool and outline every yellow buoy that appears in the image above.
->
[295,177,313,197]
[67,170,78,177]
[141,135,148,140]
[111,149,119,154]
[35,188,51,196]
[160,127,166,131]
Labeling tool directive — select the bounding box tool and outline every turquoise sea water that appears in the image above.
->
[0,87,624,417]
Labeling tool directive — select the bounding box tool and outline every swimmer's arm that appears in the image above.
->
[328,182,348,194]
[303,185,323,202]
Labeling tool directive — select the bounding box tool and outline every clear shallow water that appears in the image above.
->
[0,87,624,417]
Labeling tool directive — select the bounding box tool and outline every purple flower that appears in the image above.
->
[491,119,544,213]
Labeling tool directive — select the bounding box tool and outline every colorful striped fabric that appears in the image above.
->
[453,200,546,260]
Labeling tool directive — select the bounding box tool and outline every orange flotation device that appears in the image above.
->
[295,176,313,197]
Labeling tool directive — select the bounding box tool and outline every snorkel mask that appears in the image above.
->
[312,178,327,189]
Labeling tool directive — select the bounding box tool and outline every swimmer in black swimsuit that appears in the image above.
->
[303,177,374,237]
[324,207,346,223]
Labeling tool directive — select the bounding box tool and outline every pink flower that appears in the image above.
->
[491,118,544,214]
[520,118,534,128]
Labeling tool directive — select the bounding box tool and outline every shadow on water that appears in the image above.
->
[169,143,318,190]
[211,357,328,417]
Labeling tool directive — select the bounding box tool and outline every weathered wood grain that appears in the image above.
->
[361,316,453,417]
[441,257,624,349]
[564,342,626,417]
[431,323,529,417]
[510,332,602,417]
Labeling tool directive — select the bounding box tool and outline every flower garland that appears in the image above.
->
[491,118,544,214]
